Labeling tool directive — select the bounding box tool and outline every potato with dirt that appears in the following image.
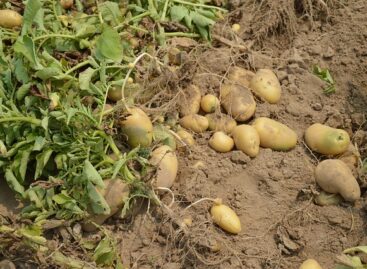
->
[0,10,23,28]
[179,114,209,133]
[220,83,256,122]
[211,199,241,234]
[209,132,234,153]
[179,85,201,117]
[305,123,350,155]
[227,66,255,88]
[119,107,153,148]
[206,113,237,134]
[150,145,178,189]
[252,117,297,151]
[299,259,323,269]
[201,94,219,113]
[176,129,195,146]
[232,125,260,157]
[249,69,282,104]
[315,159,360,202]
[82,179,130,232]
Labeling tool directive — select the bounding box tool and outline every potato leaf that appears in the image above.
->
[95,27,123,62]
[35,67,62,80]
[170,6,189,22]
[5,169,25,197]
[190,11,215,27]
[14,58,30,83]
[16,83,31,101]
[93,236,115,266]
[35,149,53,179]
[21,0,42,36]
[83,160,105,188]
[14,36,42,70]
[99,1,123,25]
[86,182,110,215]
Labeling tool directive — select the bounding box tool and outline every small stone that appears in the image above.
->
[311,102,323,111]
[323,46,335,59]
[351,113,365,127]
[276,70,288,81]
[288,84,298,95]
[309,44,322,56]
[142,238,151,246]
[270,170,283,181]
[287,63,302,74]
[286,102,301,116]
[230,151,250,164]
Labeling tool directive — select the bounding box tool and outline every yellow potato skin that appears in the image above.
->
[119,108,153,148]
[179,85,201,117]
[315,159,360,202]
[200,94,219,113]
[179,114,209,133]
[150,145,178,189]
[232,125,260,157]
[211,203,241,234]
[305,123,350,155]
[0,10,23,28]
[206,113,237,134]
[250,69,281,104]
[299,259,323,269]
[227,66,255,88]
[209,132,234,153]
[220,83,256,122]
[252,117,297,151]
[176,129,195,146]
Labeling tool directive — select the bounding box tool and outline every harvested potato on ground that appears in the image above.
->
[201,94,219,113]
[220,83,256,122]
[314,191,342,206]
[82,179,129,232]
[232,125,260,157]
[249,69,281,104]
[299,259,323,269]
[150,145,178,189]
[338,143,360,176]
[211,200,241,234]
[119,107,153,148]
[227,66,255,88]
[107,83,141,102]
[209,132,234,153]
[176,129,195,146]
[252,117,297,151]
[206,113,237,134]
[179,85,201,117]
[179,114,209,133]
[0,10,23,28]
[315,159,360,202]
[60,0,74,9]
[305,123,350,156]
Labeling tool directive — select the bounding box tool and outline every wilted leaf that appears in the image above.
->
[35,67,62,80]
[14,58,30,83]
[5,169,25,197]
[16,83,31,101]
[83,160,104,188]
[35,149,53,179]
[21,0,42,35]
[99,1,122,25]
[95,26,123,62]
[87,182,110,215]
[190,11,215,27]
[14,36,42,69]
[93,236,114,266]
[170,6,188,22]
[79,67,96,90]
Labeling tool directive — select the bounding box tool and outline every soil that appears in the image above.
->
[2,1,367,269]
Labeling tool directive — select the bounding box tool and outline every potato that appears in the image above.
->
[314,191,342,206]
[227,66,255,88]
[206,113,237,134]
[338,143,360,177]
[150,145,178,189]
[179,85,201,117]
[211,201,241,234]
[220,83,256,122]
[179,114,209,133]
[315,159,360,202]
[176,129,195,146]
[252,117,297,151]
[60,0,74,9]
[0,10,23,28]
[107,83,141,102]
[119,107,153,148]
[232,125,260,157]
[305,123,350,156]
[209,132,234,153]
[249,69,281,104]
[200,94,219,113]
[82,179,129,232]
[299,259,323,269]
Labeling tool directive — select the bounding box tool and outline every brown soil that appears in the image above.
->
[2,1,367,269]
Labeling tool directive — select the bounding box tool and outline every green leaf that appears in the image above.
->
[191,11,215,27]
[83,160,104,188]
[184,14,193,30]
[344,246,367,255]
[35,67,62,80]
[95,26,123,62]
[33,136,47,151]
[79,67,96,90]
[99,1,123,25]
[35,149,53,179]
[33,7,46,31]
[21,0,42,36]
[14,58,30,83]
[93,236,114,266]
[196,25,209,40]
[16,83,31,101]
[53,192,72,205]
[41,117,49,131]
[170,6,188,22]
[14,36,42,69]
[5,169,25,197]
[19,148,31,181]
[87,182,110,215]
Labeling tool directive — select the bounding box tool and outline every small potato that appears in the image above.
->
[119,107,153,148]
[150,145,178,189]
[107,83,141,102]
[232,125,260,157]
[314,191,342,206]
[220,83,256,122]
[82,179,129,232]
[227,66,255,88]
[179,85,201,117]
[179,114,209,133]
[305,123,350,156]
[206,113,237,134]
[249,69,281,104]
[200,94,219,113]
[60,0,74,9]
[209,132,234,153]
[0,10,23,28]
[211,201,241,234]
[252,117,297,151]
[176,129,195,146]
[299,259,323,269]
[315,159,360,202]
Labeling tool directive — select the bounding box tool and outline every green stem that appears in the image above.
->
[114,11,151,31]
[93,131,122,158]
[64,60,91,76]
[161,0,170,21]
[172,0,227,12]
[33,34,78,42]
[164,32,200,37]
[0,117,42,126]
